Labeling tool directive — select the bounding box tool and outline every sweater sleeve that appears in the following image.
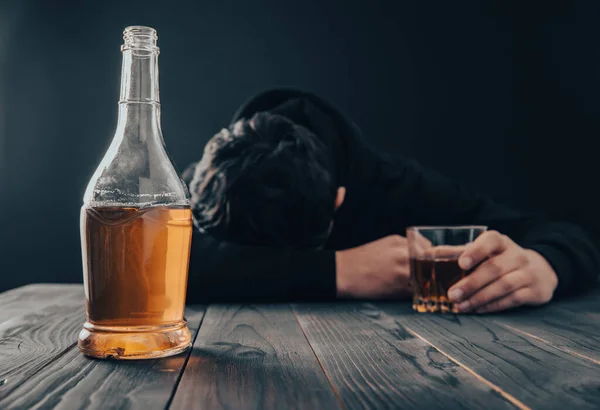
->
[186,231,337,304]
[371,154,600,298]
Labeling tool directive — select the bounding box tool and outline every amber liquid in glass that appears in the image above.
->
[78,205,192,359]
[410,257,471,313]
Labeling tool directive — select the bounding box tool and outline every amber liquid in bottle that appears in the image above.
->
[79,26,192,359]
[79,206,192,359]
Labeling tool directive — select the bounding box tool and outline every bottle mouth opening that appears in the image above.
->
[121,25,159,53]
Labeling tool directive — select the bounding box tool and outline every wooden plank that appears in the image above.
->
[490,303,600,365]
[0,284,82,324]
[170,304,341,410]
[0,287,84,397]
[0,306,206,410]
[380,303,600,410]
[293,303,519,410]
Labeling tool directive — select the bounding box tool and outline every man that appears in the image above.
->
[183,89,599,313]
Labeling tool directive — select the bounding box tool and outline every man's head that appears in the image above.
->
[188,112,344,248]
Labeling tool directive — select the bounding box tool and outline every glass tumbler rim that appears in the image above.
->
[407,225,488,232]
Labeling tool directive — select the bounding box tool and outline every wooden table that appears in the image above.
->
[0,284,599,410]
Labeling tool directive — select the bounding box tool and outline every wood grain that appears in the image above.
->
[381,304,600,410]
[490,303,600,365]
[170,304,341,410]
[0,284,82,324]
[0,287,84,400]
[293,303,518,410]
[0,306,206,410]
[2,284,599,410]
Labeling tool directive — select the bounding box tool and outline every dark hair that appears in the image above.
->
[188,112,337,248]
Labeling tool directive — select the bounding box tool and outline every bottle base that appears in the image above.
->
[77,321,192,360]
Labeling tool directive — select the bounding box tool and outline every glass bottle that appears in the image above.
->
[78,26,192,359]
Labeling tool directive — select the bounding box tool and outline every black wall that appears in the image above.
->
[1,0,599,291]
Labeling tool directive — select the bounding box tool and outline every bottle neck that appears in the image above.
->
[119,48,160,103]
[115,48,162,143]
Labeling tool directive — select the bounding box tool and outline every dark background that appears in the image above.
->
[1,0,599,291]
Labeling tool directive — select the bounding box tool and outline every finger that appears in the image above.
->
[458,230,508,271]
[384,235,408,257]
[475,288,534,313]
[416,233,432,251]
[456,270,532,312]
[449,248,526,303]
[417,245,466,261]
[407,231,432,255]
[387,235,408,245]
[395,245,410,263]
[432,245,467,259]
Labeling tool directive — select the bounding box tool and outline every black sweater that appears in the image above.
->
[186,89,600,303]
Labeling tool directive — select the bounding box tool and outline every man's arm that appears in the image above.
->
[187,230,415,303]
[186,231,336,304]
[374,154,600,301]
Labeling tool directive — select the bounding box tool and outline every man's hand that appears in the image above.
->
[336,235,412,299]
[448,230,558,313]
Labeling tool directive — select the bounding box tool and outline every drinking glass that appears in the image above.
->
[407,226,487,313]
